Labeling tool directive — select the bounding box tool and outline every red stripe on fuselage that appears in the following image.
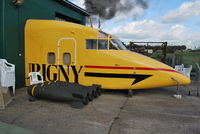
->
[85,65,179,73]
[85,65,134,70]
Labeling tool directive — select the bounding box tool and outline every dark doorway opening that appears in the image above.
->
[55,12,81,24]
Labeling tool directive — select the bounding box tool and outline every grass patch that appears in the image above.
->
[149,51,200,71]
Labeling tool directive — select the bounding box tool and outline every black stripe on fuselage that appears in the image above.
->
[85,72,152,85]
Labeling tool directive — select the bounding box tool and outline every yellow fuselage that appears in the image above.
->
[25,20,191,89]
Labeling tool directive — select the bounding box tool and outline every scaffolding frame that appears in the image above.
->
[129,42,167,63]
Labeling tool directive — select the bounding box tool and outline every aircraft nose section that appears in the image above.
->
[170,72,191,86]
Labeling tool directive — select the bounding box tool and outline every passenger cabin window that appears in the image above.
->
[48,52,55,64]
[86,39,97,49]
[98,40,108,50]
[63,53,71,65]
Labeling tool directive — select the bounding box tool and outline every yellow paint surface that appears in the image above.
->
[25,20,191,89]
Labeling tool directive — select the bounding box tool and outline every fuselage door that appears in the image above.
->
[57,38,76,66]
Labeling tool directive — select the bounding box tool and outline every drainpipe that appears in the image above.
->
[0,0,5,58]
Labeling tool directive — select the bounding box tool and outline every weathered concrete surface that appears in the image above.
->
[0,81,200,134]
[109,86,200,134]
[0,88,126,134]
[0,121,37,134]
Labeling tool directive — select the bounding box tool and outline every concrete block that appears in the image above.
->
[0,86,13,109]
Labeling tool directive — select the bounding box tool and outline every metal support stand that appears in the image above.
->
[188,88,191,96]
[196,63,200,97]
[171,77,180,95]
[128,90,133,97]
[171,77,182,99]
[197,78,199,97]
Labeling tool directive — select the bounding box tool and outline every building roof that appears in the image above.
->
[55,0,90,16]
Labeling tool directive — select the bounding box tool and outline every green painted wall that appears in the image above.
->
[0,0,4,58]
[0,0,87,88]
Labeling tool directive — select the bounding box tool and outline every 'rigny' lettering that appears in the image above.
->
[29,63,82,83]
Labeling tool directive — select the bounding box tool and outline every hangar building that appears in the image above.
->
[0,0,89,88]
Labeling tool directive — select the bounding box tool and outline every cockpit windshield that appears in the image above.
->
[109,39,127,50]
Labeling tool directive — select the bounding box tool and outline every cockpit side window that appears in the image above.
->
[86,39,126,50]
[109,39,127,50]
[98,40,108,50]
[109,40,118,50]
[86,39,97,49]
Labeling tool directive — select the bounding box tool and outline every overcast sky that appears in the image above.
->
[70,0,200,49]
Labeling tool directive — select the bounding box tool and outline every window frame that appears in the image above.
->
[97,39,109,50]
[85,39,97,50]
[63,52,71,65]
[47,52,56,64]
